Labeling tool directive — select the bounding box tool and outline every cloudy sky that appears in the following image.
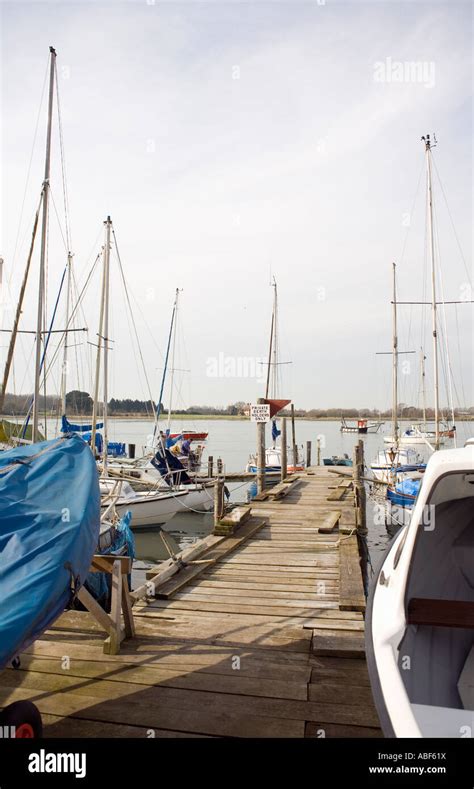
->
[1,0,472,411]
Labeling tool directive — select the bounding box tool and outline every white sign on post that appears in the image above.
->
[250,404,270,423]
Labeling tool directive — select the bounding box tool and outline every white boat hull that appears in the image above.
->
[366,441,474,737]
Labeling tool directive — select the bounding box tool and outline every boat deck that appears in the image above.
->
[0,467,382,738]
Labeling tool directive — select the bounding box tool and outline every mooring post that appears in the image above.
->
[357,439,367,535]
[280,417,288,481]
[316,437,321,466]
[291,404,297,468]
[208,455,214,478]
[257,397,266,494]
[213,476,225,527]
[352,440,367,535]
[306,440,311,468]
[217,457,223,475]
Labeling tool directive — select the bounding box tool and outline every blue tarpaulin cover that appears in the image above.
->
[0,434,100,669]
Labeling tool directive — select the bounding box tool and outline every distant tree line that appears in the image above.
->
[1,392,473,419]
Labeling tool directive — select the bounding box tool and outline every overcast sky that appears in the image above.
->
[1,0,472,411]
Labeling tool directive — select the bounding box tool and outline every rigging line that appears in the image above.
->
[431,153,471,287]
[433,193,456,430]
[49,187,69,253]
[112,228,157,421]
[21,262,68,437]
[54,60,72,252]
[399,159,424,266]
[71,267,91,389]
[42,252,101,386]
[9,54,49,279]
[454,304,469,409]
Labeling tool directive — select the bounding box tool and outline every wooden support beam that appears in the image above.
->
[339,535,365,612]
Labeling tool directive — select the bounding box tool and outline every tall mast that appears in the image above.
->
[420,348,427,427]
[60,251,73,414]
[167,288,179,430]
[153,288,178,442]
[91,220,109,456]
[424,134,440,449]
[272,282,278,398]
[32,46,56,442]
[102,218,112,472]
[392,262,398,444]
[265,279,277,399]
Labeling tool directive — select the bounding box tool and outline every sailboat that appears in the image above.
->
[384,351,445,445]
[371,263,425,484]
[366,136,474,736]
[246,279,304,475]
[106,287,215,514]
[0,47,102,737]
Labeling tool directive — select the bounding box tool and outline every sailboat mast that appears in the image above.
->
[167,288,179,430]
[60,251,72,415]
[32,46,56,442]
[91,222,108,455]
[392,262,398,444]
[424,135,440,450]
[265,279,277,399]
[272,282,278,399]
[102,218,112,472]
[420,348,427,427]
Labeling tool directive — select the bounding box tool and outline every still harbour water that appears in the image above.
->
[42,416,474,580]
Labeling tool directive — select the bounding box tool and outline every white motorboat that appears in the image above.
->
[246,445,305,474]
[100,478,190,530]
[371,447,424,483]
[366,439,474,737]
[384,425,444,446]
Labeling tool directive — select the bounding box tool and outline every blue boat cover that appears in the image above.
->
[0,434,100,669]
[396,477,421,497]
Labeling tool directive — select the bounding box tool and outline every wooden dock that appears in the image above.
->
[0,467,381,738]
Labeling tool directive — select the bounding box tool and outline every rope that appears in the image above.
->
[54,60,72,253]
[112,228,157,424]
[9,55,49,278]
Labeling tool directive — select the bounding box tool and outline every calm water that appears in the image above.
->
[41,416,474,579]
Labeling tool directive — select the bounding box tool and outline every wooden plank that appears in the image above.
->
[327,486,348,501]
[132,533,226,601]
[218,506,251,527]
[267,478,302,500]
[7,655,308,701]
[308,682,374,706]
[339,535,366,612]
[156,517,267,599]
[311,629,366,658]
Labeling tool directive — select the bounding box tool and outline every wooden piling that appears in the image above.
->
[280,417,287,481]
[207,455,214,478]
[291,403,297,467]
[213,476,225,527]
[352,439,367,535]
[306,440,311,468]
[317,437,321,466]
[217,457,223,475]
